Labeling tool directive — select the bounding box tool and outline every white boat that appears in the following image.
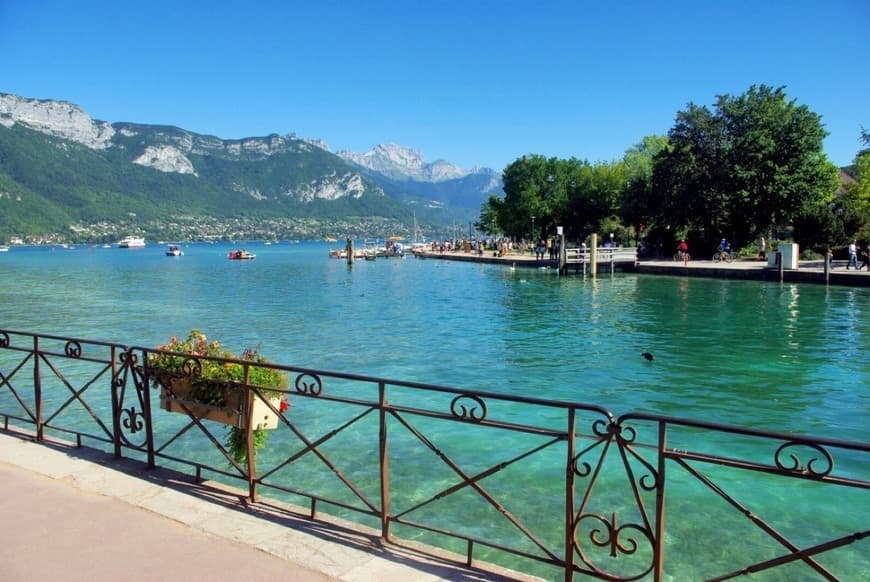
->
[117,236,145,248]
[0,245,9,252]
[228,249,256,260]
[363,240,381,260]
[165,245,183,257]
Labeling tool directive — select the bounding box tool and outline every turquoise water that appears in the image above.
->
[1,242,867,579]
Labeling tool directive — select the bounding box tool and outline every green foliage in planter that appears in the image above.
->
[148,329,289,464]
[224,426,269,464]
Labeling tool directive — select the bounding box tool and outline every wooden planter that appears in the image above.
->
[159,378,282,430]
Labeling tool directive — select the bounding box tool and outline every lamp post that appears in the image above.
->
[531,216,535,242]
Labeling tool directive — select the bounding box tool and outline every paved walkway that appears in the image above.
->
[0,431,534,582]
[413,250,870,285]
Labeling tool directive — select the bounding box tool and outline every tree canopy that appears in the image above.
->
[649,85,839,249]
[480,85,850,254]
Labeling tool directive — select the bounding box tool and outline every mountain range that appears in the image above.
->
[0,93,502,243]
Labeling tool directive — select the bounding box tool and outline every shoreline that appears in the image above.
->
[412,250,870,287]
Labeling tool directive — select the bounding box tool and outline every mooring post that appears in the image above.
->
[824,249,831,284]
[590,234,598,277]
[346,238,354,265]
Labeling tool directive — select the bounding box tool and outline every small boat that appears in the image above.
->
[117,236,146,248]
[166,245,183,257]
[364,240,380,261]
[0,245,9,252]
[228,249,256,260]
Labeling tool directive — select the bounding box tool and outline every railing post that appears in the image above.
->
[564,407,576,582]
[379,381,391,540]
[243,363,258,502]
[653,421,667,581]
[111,345,122,458]
[590,234,598,277]
[140,349,156,469]
[33,335,43,441]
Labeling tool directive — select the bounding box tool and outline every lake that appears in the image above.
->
[1,241,867,579]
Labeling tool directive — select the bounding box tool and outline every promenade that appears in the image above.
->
[412,249,870,286]
[0,430,533,582]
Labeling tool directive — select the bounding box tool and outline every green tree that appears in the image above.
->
[565,161,625,240]
[651,85,838,250]
[719,85,838,248]
[476,193,504,235]
[840,128,870,241]
[497,155,573,241]
[620,135,669,237]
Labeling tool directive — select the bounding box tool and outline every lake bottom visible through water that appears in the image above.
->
[0,242,866,580]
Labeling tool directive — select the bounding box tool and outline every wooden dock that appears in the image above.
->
[560,246,637,275]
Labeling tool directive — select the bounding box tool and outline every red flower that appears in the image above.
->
[279,399,290,413]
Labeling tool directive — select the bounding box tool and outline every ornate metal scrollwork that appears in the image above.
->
[121,406,144,434]
[0,331,10,348]
[294,372,323,395]
[572,454,594,478]
[64,340,82,358]
[775,441,833,477]
[181,357,202,377]
[118,349,138,367]
[450,393,487,422]
[574,512,654,580]
[591,418,636,443]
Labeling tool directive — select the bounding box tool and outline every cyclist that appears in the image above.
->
[676,239,689,264]
[713,238,733,263]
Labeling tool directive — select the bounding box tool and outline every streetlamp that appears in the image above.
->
[531,216,535,242]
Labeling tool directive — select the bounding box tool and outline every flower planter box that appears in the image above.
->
[159,378,281,430]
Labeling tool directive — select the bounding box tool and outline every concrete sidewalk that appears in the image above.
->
[0,431,533,582]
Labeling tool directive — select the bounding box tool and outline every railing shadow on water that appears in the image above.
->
[0,329,867,581]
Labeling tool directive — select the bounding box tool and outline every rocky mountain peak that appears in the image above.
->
[337,143,473,183]
[0,93,115,149]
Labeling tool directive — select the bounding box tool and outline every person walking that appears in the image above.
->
[847,240,859,269]
[860,243,870,271]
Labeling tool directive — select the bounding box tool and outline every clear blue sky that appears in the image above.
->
[2,0,867,171]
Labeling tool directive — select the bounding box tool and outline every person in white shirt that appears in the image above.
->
[847,240,858,269]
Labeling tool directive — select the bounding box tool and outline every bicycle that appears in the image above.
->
[673,250,690,265]
[712,250,734,263]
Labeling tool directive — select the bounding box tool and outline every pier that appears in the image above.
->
[414,247,870,286]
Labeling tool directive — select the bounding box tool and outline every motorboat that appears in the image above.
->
[0,245,9,252]
[364,240,380,260]
[165,245,183,257]
[228,249,256,260]
[117,236,146,248]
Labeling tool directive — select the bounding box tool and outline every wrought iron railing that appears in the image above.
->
[0,329,867,581]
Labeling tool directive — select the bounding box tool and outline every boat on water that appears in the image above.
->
[228,249,256,260]
[165,245,183,257]
[0,245,9,252]
[328,248,366,260]
[117,236,146,248]
[363,240,381,261]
